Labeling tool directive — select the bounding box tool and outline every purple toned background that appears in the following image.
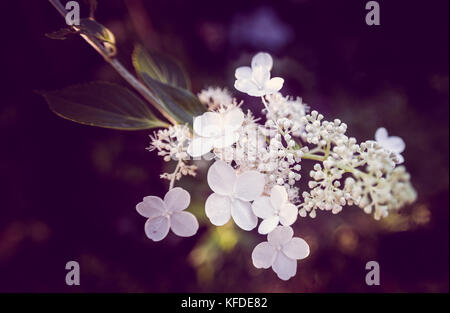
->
[0,0,448,292]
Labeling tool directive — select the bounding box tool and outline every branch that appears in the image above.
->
[48,0,68,17]
[47,0,177,125]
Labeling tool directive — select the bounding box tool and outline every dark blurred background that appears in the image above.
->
[0,0,448,292]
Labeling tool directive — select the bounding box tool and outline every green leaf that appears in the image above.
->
[45,18,116,55]
[142,73,206,125]
[45,28,77,40]
[132,45,191,90]
[79,19,115,44]
[132,46,206,126]
[40,82,169,130]
[79,18,116,56]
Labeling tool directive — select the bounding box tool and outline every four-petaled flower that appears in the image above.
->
[205,160,265,231]
[234,52,284,97]
[187,108,245,157]
[252,185,298,234]
[375,127,405,164]
[136,187,199,241]
[252,226,310,280]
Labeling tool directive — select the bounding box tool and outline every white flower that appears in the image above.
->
[375,127,405,164]
[252,226,310,280]
[136,187,199,241]
[252,185,298,234]
[187,108,244,157]
[205,160,265,231]
[234,52,284,97]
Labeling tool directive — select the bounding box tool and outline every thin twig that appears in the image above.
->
[169,159,183,190]
[48,0,67,16]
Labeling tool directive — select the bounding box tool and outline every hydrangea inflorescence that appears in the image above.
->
[41,2,416,282]
[141,52,417,280]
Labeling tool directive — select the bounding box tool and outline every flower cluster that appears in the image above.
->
[198,87,238,112]
[137,52,417,281]
[147,124,197,182]
[296,109,416,221]
[264,92,308,137]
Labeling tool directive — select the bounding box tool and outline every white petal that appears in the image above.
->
[270,185,288,210]
[222,108,244,133]
[164,187,190,212]
[192,115,203,136]
[395,153,404,164]
[234,171,265,201]
[193,112,222,137]
[246,88,267,97]
[375,127,388,142]
[268,225,293,246]
[207,160,236,195]
[170,211,199,237]
[282,237,310,260]
[384,136,406,153]
[252,241,276,269]
[251,52,273,71]
[252,66,270,88]
[252,196,274,219]
[187,137,214,157]
[144,216,170,242]
[258,215,280,235]
[205,193,231,226]
[136,196,165,218]
[279,203,298,226]
[213,132,240,149]
[235,66,252,80]
[264,77,284,94]
[272,251,297,280]
[231,199,257,231]
[234,79,264,96]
